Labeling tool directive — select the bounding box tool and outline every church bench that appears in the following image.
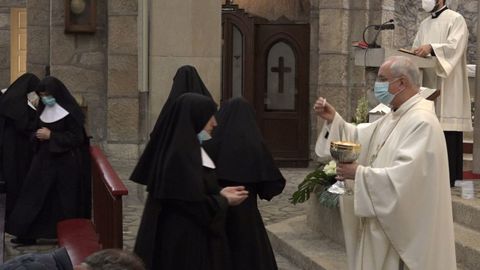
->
[57,145,128,265]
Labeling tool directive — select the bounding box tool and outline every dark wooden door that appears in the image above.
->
[255,24,310,167]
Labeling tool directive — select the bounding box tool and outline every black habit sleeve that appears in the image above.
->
[162,168,229,235]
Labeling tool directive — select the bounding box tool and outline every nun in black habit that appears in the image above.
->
[0,73,40,216]
[131,93,248,270]
[132,65,214,180]
[203,97,286,270]
[6,76,91,244]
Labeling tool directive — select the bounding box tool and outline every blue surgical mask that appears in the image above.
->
[374,81,395,105]
[41,96,56,107]
[197,130,212,144]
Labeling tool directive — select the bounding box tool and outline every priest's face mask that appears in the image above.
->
[374,73,406,106]
[422,0,441,12]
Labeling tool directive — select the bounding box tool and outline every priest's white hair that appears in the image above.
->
[388,56,421,87]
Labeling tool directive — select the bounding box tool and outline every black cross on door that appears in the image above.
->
[270,57,292,93]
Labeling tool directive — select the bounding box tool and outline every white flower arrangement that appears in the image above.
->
[322,160,337,176]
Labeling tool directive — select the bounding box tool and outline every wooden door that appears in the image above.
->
[221,4,257,103]
[255,24,310,167]
[10,8,27,83]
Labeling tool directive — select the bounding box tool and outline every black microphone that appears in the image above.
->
[369,19,395,48]
[373,19,395,30]
[374,24,395,30]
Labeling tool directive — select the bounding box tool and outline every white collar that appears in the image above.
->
[40,103,69,123]
[0,88,7,94]
[27,100,37,110]
[200,147,215,169]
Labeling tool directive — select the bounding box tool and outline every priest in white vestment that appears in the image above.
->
[314,56,456,270]
[412,0,472,186]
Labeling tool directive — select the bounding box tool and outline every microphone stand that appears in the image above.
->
[363,20,395,48]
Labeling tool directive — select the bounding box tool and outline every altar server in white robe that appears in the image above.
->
[314,56,456,270]
[412,0,472,187]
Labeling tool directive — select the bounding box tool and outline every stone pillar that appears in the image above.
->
[309,0,319,158]
[314,0,380,132]
[26,0,49,79]
[148,0,222,129]
[307,0,396,243]
[473,0,480,174]
[106,0,139,166]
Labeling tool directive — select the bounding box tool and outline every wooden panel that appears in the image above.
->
[255,23,310,167]
[263,118,298,152]
[10,8,27,83]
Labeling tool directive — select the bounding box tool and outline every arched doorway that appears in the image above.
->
[222,4,310,167]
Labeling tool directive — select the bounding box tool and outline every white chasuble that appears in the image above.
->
[315,95,456,270]
[413,9,472,132]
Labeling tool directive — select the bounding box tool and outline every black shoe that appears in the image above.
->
[10,238,36,245]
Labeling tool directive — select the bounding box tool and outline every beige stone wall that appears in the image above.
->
[0,0,26,88]
[148,0,222,130]
[233,0,310,21]
[25,1,140,166]
[106,0,139,166]
[27,0,108,144]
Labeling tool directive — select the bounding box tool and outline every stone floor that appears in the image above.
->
[3,163,311,270]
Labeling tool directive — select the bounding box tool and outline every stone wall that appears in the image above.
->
[27,0,108,146]
[25,1,140,166]
[311,0,390,160]
[234,0,310,21]
[148,0,222,130]
[106,0,139,167]
[0,0,26,88]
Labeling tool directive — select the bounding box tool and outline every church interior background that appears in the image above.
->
[1,0,480,268]
[0,0,477,168]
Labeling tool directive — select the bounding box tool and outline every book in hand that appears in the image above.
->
[398,48,418,56]
[398,48,432,58]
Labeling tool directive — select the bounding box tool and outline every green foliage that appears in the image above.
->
[289,165,337,206]
[354,95,369,124]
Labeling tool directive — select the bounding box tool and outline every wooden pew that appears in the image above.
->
[57,145,128,265]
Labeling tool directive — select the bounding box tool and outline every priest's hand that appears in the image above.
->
[314,97,336,124]
[336,162,358,180]
[36,127,51,141]
[220,186,249,206]
[413,44,432,57]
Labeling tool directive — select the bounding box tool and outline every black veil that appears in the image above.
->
[149,65,213,137]
[35,76,85,125]
[0,73,40,129]
[204,97,285,199]
[130,93,217,201]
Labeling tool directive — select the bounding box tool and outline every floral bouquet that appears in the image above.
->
[289,160,340,208]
